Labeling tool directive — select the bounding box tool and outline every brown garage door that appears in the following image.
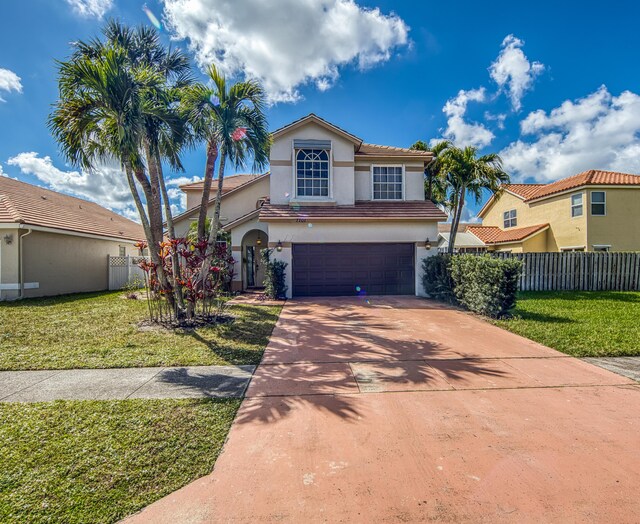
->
[292,243,415,297]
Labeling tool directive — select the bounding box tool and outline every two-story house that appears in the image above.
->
[173,114,446,298]
[470,170,640,253]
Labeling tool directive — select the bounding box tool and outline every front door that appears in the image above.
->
[245,246,266,289]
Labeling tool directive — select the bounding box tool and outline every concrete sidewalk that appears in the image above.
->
[0,365,255,402]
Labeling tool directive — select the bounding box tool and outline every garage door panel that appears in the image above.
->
[292,243,415,297]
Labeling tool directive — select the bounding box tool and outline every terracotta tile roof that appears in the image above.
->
[438,222,475,233]
[355,143,432,159]
[503,183,546,200]
[260,200,447,221]
[467,223,549,244]
[179,173,262,192]
[0,177,143,241]
[525,170,640,201]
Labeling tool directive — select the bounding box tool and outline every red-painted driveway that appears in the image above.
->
[125,297,640,523]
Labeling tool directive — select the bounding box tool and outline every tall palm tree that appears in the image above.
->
[410,139,451,204]
[440,146,510,253]
[182,66,270,243]
[48,40,177,297]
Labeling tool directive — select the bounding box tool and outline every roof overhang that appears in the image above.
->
[477,187,527,218]
[0,223,141,242]
[468,224,549,245]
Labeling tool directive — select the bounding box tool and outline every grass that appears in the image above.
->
[495,291,640,357]
[0,398,240,524]
[0,291,281,370]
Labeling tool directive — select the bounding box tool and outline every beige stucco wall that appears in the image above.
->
[267,220,438,298]
[184,189,201,210]
[21,230,133,298]
[586,188,640,251]
[270,122,357,206]
[173,176,270,238]
[482,190,587,251]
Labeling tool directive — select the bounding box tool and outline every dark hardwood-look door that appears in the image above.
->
[292,243,415,297]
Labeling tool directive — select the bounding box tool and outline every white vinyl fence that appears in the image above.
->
[492,252,640,291]
[108,255,147,290]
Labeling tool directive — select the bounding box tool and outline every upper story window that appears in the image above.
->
[571,193,583,217]
[119,245,126,257]
[373,166,403,200]
[591,191,606,216]
[296,148,329,197]
[503,209,517,228]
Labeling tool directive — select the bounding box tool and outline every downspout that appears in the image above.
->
[18,226,32,299]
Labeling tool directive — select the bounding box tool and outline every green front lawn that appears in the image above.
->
[495,291,640,357]
[0,291,281,370]
[0,398,240,523]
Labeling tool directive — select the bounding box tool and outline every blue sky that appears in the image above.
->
[1,0,639,221]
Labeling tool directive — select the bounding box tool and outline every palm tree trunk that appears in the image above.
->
[448,187,466,254]
[155,154,185,316]
[197,139,219,240]
[124,162,153,242]
[198,145,227,288]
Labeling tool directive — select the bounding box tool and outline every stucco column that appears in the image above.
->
[271,246,293,299]
[415,244,438,297]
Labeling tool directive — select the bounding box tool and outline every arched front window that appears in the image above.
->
[296,148,329,197]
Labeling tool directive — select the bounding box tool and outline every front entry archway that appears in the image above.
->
[241,229,269,290]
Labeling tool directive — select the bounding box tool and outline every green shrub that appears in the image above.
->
[260,249,288,299]
[421,254,456,303]
[422,254,522,318]
[449,255,522,318]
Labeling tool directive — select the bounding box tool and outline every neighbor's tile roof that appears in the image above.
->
[0,176,143,241]
[467,223,549,244]
[179,173,263,192]
[260,200,447,221]
[356,143,432,159]
[503,183,546,200]
[524,170,640,201]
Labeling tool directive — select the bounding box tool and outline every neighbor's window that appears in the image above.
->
[593,245,610,252]
[373,166,403,200]
[296,148,329,197]
[571,193,583,217]
[503,209,517,228]
[119,245,126,257]
[591,191,606,216]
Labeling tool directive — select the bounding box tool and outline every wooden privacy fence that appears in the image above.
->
[108,255,147,290]
[492,252,640,291]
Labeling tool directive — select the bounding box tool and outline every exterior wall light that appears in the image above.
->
[425,238,432,250]
[3,234,13,245]
[276,241,283,252]
[256,235,262,246]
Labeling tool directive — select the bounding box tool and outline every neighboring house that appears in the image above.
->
[472,170,640,253]
[173,113,446,297]
[437,223,487,253]
[0,177,143,300]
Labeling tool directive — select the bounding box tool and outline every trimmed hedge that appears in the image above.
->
[422,254,522,318]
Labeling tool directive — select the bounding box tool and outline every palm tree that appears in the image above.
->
[410,140,451,204]
[48,39,178,299]
[440,146,510,253]
[57,22,193,314]
[182,65,270,243]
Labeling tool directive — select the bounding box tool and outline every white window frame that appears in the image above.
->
[571,193,583,218]
[118,245,126,257]
[371,164,405,201]
[591,191,606,216]
[291,142,333,200]
[503,209,517,228]
[593,244,611,252]
[560,246,586,252]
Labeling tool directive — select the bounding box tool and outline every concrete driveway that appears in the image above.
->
[126,297,640,523]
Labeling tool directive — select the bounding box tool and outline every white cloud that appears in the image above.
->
[7,152,138,219]
[501,86,640,182]
[489,34,544,111]
[442,88,495,147]
[162,0,409,102]
[65,0,113,18]
[0,68,22,102]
